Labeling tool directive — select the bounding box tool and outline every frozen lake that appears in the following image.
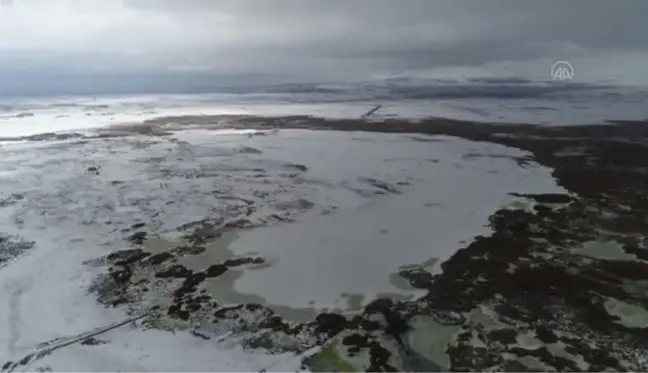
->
[0,126,564,370]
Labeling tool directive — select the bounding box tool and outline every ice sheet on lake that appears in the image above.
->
[226,130,564,310]
[0,128,564,370]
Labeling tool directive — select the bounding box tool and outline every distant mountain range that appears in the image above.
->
[1,69,646,102]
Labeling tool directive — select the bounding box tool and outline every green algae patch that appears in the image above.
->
[547,342,589,371]
[622,280,648,298]
[603,297,648,328]
[465,305,509,329]
[516,331,544,349]
[573,241,637,261]
[306,341,358,372]
[516,355,550,371]
[407,315,461,370]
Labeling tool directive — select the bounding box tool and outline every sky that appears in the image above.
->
[1,0,647,94]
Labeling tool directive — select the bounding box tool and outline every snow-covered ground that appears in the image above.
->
[0,130,314,371]
[0,127,564,370]
[2,82,648,139]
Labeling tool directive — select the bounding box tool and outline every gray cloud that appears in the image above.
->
[122,0,648,50]
[0,0,647,91]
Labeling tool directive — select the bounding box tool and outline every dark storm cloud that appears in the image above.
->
[0,0,647,85]
[124,0,648,52]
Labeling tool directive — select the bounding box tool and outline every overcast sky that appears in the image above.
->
[1,0,647,93]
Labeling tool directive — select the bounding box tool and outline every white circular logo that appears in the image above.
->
[551,61,574,81]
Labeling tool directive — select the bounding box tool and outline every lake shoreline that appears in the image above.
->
[87,115,648,371]
[3,115,648,370]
